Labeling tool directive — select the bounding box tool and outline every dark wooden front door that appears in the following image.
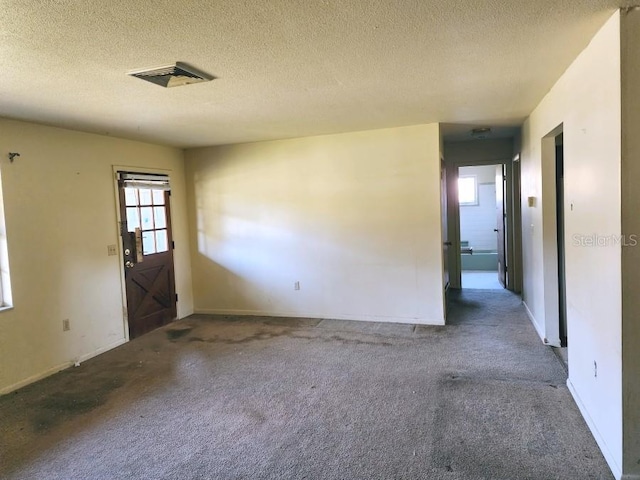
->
[118,174,176,339]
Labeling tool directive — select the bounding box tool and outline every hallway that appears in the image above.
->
[0,291,611,479]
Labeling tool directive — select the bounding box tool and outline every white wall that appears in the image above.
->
[185,124,444,325]
[620,8,640,479]
[520,11,622,478]
[459,164,497,184]
[0,119,194,394]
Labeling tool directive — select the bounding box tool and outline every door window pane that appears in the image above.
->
[142,231,156,255]
[140,207,154,230]
[124,188,138,206]
[155,229,168,253]
[153,207,166,229]
[152,190,165,205]
[126,208,140,232]
[139,189,153,206]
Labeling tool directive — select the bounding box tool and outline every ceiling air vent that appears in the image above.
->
[470,127,491,139]
[128,62,214,88]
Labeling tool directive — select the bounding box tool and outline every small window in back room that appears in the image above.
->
[0,167,12,308]
[458,175,478,205]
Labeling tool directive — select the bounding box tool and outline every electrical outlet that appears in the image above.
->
[63,319,70,332]
[294,281,300,291]
[107,244,118,256]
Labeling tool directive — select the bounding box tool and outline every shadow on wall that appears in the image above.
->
[189,141,434,320]
[190,256,262,314]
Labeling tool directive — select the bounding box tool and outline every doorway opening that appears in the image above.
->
[458,165,505,290]
[555,133,568,359]
[540,124,566,355]
[556,133,567,346]
[117,172,177,339]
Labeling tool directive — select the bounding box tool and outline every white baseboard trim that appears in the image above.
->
[192,308,445,326]
[0,337,127,396]
[567,379,622,480]
[77,338,127,364]
[522,300,546,343]
[0,362,73,396]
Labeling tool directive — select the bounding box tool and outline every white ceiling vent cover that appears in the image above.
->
[128,62,214,88]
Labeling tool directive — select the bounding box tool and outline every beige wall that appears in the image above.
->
[185,124,444,325]
[520,11,622,478]
[0,119,194,394]
[621,8,640,479]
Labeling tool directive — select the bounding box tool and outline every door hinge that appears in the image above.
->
[171,241,175,250]
[175,293,179,303]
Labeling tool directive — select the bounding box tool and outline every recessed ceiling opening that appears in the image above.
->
[471,127,492,139]
[128,62,214,88]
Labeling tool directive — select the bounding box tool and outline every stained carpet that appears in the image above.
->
[0,289,612,479]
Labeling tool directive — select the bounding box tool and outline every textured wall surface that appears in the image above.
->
[185,125,445,325]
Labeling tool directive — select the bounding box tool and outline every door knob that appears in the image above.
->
[125,260,135,269]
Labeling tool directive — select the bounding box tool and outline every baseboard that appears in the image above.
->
[77,338,127,364]
[621,475,640,480]
[0,362,73,396]
[0,337,127,396]
[567,379,622,480]
[522,300,546,342]
[192,308,445,326]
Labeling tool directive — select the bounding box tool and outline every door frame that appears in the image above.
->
[540,124,565,347]
[111,165,174,341]
[441,155,450,319]
[445,157,522,293]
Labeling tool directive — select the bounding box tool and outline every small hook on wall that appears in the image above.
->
[8,152,20,162]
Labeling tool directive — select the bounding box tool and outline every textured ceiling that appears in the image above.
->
[0,0,628,148]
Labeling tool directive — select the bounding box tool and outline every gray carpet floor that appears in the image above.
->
[0,289,613,479]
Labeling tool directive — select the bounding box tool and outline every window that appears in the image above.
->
[124,187,169,256]
[0,168,12,308]
[458,175,478,206]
